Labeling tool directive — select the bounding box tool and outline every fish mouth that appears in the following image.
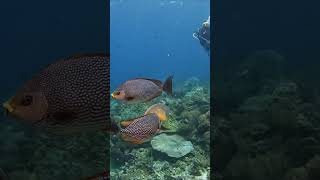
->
[111,93,115,99]
[3,99,14,115]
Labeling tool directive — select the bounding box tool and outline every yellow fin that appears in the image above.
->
[144,103,169,122]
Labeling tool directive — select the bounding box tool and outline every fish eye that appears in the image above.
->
[21,95,33,106]
[114,91,121,96]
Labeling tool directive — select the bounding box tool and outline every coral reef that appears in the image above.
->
[110,77,210,179]
[0,119,109,180]
[151,134,194,158]
[214,50,320,180]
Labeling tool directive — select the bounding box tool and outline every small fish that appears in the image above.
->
[111,76,173,103]
[3,53,115,135]
[119,103,169,144]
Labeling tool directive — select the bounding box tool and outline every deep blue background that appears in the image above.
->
[0,0,107,102]
[110,0,210,90]
[214,0,320,60]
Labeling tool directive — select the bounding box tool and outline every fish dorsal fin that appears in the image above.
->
[42,53,109,71]
[64,53,108,60]
[120,114,148,128]
[132,78,163,88]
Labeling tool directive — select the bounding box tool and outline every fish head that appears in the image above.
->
[3,89,48,124]
[111,89,126,100]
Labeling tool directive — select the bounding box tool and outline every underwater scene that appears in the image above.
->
[213,1,320,180]
[110,0,210,179]
[0,1,109,180]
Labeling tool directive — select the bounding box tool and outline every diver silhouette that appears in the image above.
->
[193,16,210,54]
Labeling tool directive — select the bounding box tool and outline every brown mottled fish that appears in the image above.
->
[119,103,169,144]
[111,76,173,103]
[2,53,115,135]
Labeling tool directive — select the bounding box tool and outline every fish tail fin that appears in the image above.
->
[163,75,173,95]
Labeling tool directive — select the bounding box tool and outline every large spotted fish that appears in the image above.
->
[2,53,115,134]
[119,103,170,144]
[111,76,173,103]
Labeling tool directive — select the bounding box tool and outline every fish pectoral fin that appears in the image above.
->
[52,111,77,125]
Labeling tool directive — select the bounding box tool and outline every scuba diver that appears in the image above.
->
[193,16,210,54]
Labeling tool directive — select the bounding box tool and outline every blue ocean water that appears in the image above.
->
[110,0,210,90]
[0,0,107,102]
[110,1,210,179]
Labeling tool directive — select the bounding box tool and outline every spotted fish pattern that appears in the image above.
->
[120,113,161,143]
[5,54,110,134]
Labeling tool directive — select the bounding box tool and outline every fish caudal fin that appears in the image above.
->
[163,75,173,95]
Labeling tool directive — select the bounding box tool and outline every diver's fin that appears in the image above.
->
[163,75,173,95]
